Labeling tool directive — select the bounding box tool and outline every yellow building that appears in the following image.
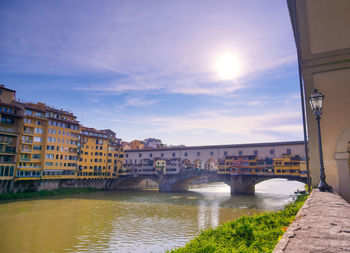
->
[16,103,47,181]
[78,127,109,179]
[106,141,123,178]
[42,106,80,180]
[130,140,144,150]
[0,86,22,185]
[16,103,80,180]
[273,154,301,176]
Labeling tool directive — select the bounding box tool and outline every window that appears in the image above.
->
[24,118,31,124]
[33,145,42,150]
[36,120,42,125]
[46,145,55,151]
[48,128,56,134]
[139,153,142,158]
[197,152,200,157]
[287,149,291,155]
[210,151,214,156]
[25,110,32,116]
[172,153,176,157]
[224,151,228,156]
[149,153,153,158]
[254,150,258,155]
[270,149,274,155]
[45,162,53,166]
[184,152,187,157]
[33,154,41,159]
[126,154,128,158]
[161,153,164,157]
[47,137,55,142]
[46,154,54,159]
[34,136,42,142]
[35,128,43,134]
[238,150,243,156]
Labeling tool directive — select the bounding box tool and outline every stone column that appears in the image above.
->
[230,175,255,194]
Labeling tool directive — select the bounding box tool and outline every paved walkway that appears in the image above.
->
[274,189,350,253]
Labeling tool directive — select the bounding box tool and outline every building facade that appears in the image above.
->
[288,0,350,200]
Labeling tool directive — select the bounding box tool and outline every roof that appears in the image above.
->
[125,141,305,152]
[0,85,16,93]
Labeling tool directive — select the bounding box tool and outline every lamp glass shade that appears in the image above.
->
[309,89,324,111]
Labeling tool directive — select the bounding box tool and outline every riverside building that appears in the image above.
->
[0,86,22,190]
[16,102,80,180]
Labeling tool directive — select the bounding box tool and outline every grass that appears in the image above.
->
[0,187,101,201]
[169,194,308,253]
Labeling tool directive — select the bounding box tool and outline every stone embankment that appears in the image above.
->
[274,190,350,252]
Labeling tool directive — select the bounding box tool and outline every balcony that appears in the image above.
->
[0,126,17,134]
[23,130,34,135]
[17,166,41,169]
[21,149,32,153]
[20,158,31,162]
[22,139,33,144]
[0,148,17,154]
[0,161,16,165]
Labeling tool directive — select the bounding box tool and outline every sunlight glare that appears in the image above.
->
[214,53,241,80]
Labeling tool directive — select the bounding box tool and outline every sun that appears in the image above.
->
[214,53,241,80]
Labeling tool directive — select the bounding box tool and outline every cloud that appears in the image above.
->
[1,0,297,96]
[124,97,161,107]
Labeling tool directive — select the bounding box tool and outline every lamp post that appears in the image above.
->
[308,89,332,192]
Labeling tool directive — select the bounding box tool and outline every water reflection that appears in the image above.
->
[0,179,304,253]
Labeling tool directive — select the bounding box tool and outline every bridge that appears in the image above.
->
[110,170,307,194]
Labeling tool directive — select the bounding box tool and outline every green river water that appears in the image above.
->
[0,179,304,253]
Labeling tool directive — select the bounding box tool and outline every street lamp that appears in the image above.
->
[308,89,332,192]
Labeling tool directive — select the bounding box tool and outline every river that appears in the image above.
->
[0,179,304,253]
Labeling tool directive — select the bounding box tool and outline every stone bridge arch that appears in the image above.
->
[111,175,160,190]
[229,175,307,194]
[158,171,231,192]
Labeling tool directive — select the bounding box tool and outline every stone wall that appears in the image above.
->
[274,190,350,252]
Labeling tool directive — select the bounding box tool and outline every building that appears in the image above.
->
[16,102,80,180]
[288,0,350,200]
[0,86,22,189]
[130,140,144,150]
[107,141,123,178]
[273,154,301,176]
[155,159,166,173]
[143,138,163,149]
[78,127,123,179]
[78,127,109,179]
[124,141,305,170]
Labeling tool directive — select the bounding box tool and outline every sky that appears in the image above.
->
[0,0,303,146]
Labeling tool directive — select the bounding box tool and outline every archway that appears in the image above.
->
[335,126,350,201]
[113,175,159,190]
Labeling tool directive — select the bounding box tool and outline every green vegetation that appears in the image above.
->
[170,194,308,253]
[0,187,100,201]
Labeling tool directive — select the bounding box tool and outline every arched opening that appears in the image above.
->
[335,126,350,201]
[115,176,159,190]
[255,178,305,196]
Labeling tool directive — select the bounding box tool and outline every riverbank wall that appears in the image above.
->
[273,190,350,252]
[0,179,147,194]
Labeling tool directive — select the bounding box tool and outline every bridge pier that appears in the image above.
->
[230,175,255,194]
[159,183,187,192]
